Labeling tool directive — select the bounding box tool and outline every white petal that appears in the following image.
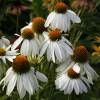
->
[22,73,33,95]
[66,80,74,94]
[78,79,88,93]
[64,80,70,94]
[50,42,55,62]
[65,15,71,32]
[81,76,91,87]
[31,39,39,56]
[81,63,99,82]
[54,43,62,62]
[11,36,23,50]
[43,32,49,40]
[36,71,48,82]
[76,80,82,94]
[55,74,67,89]
[6,45,12,51]
[67,10,81,23]
[30,69,39,92]
[40,40,49,56]
[6,73,17,96]
[45,12,56,27]
[27,72,37,93]
[6,56,13,62]
[47,42,52,61]
[50,13,60,29]
[59,41,73,55]
[61,77,70,91]
[85,63,99,80]
[73,80,79,95]
[6,50,17,56]
[62,37,72,47]
[0,67,13,88]
[17,75,26,99]
[20,40,29,55]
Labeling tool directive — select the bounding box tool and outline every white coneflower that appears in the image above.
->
[0,55,48,99]
[55,64,91,95]
[32,17,47,46]
[40,29,73,63]
[57,46,99,83]
[72,46,99,82]
[0,31,10,48]
[11,26,39,56]
[0,45,18,63]
[45,2,81,32]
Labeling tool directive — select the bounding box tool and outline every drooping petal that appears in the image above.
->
[45,12,56,27]
[40,40,49,56]
[67,10,81,23]
[31,39,39,56]
[5,56,13,62]
[17,75,26,99]
[36,71,48,82]
[85,63,99,81]
[61,76,70,91]
[73,79,79,95]
[78,79,88,93]
[6,73,17,96]
[50,42,55,62]
[22,73,33,95]
[47,42,52,61]
[20,40,29,56]
[54,43,62,62]
[11,36,23,50]
[59,41,73,55]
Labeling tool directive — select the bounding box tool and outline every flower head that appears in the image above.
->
[21,28,34,40]
[72,45,88,63]
[55,2,68,13]
[40,30,73,63]
[0,55,48,99]
[55,64,91,95]
[45,2,81,32]
[11,23,39,56]
[32,17,46,34]
[48,29,61,41]
[28,55,44,67]
[13,55,30,73]
[67,65,80,78]
[56,45,99,83]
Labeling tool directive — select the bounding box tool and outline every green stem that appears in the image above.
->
[73,31,83,47]
[36,92,40,100]
[78,7,85,17]
[68,95,70,100]
[29,95,31,100]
